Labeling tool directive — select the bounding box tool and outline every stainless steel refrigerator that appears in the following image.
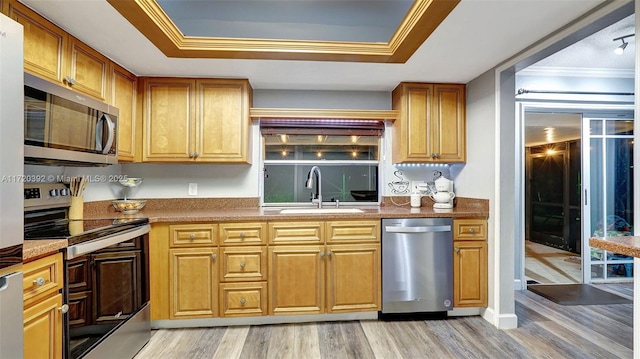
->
[0,12,24,359]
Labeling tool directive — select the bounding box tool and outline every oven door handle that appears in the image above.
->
[66,224,150,259]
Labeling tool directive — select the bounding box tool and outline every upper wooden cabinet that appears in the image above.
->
[392,82,466,163]
[141,78,252,163]
[109,63,138,162]
[3,0,109,101]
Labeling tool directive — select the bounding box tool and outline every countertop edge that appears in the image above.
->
[590,236,640,258]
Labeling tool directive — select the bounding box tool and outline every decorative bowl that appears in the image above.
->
[112,199,146,214]
[119,178,143,188]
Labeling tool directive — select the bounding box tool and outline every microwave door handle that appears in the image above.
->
[96,114,115,155]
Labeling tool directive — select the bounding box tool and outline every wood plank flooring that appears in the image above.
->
[135,283,633,359]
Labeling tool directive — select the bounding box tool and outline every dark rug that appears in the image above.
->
[528,284,631,305]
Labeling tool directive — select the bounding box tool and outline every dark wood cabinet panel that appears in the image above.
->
[67,257,91,292]
[68,291,91,328]
[92,250,142,324]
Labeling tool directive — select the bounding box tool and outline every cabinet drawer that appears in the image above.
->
[269,222,324,244]
[219,282,267,317]
[220,246,267,282]
[326,221,380,243]
[23,253,63,306]
[453,219,487,240]
[219,222,266,245]
[170,224,217,247]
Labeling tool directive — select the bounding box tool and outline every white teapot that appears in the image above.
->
[434,176,453,192]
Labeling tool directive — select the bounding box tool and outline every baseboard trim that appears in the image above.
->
[152,312,378,329]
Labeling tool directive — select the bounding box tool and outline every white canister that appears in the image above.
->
[410,193,421,208]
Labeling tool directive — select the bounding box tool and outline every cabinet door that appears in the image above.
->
[432,84,466,162]
[268,245,324,315]
[66,36,109,101]
[24,293,64,359]
[5,0,66,84]
[196,79,251,163]
[326,244,380,313]
[110,63,138,162]
[392,83,434,163]
[92,250,142,324]
[143,79,195,161]
[453,240,488,307]
[169,247,219,319]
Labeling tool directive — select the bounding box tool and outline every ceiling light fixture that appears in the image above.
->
[613,33,634,55]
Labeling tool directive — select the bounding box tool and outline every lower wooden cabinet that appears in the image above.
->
[23,253,64,359]
[453,219,488,307]
[326,244,380,313]
[268,220,381,316]
[269,245,325,315]
[169,247,219,319]
[23,293,64,359]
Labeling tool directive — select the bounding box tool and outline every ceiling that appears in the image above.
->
[18,0,609,90]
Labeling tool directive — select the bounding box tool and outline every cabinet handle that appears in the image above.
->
[436,153,441,159]
[33,277,46,287]
[327,251,333,257]
[455,247,460,253]
[211,253,217,260]
[240,261,246,268]
[194,152,199,158]
[469,228,475,233]
[58,304,69,314]
[240,298,246,305]
[189,233,196,240]
[189,152,194,158]
[240,232,246,240]
[319,252,325,257]
[64,76,76,85]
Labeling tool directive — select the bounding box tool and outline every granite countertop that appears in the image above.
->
[24,196,489,261]
[589,236,640,258]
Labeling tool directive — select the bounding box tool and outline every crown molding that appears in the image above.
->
[106,0,459,63]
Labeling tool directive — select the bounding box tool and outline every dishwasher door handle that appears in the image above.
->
[385,225,451,233]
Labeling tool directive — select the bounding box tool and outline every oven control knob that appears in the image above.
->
[58,304,69,314]
[49,189,59,197]
[60,188,69,196]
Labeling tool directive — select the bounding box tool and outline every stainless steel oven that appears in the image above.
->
[25,183,150,359]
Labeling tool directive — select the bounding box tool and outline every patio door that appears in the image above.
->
[582,114,634,283]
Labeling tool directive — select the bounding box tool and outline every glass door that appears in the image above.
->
[582,115,634,282]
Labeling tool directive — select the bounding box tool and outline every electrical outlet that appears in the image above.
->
[188,183,198,196]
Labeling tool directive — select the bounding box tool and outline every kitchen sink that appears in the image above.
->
[279,208,364,214]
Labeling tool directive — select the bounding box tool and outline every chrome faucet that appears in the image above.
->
[306,166,322,208]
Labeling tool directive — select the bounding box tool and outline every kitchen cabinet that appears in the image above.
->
[167,223,219,319]
[23,253,65,359]
[391,82,466,163]
[268,220,380,315]
[218,222,268,317]
[169,247,219,319]
[453,219,488,307]
[141,78,252,163]
[109,62,139,162]
[3,0,109,101]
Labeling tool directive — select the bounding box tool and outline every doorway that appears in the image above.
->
[521,104,635,285]
[523,110,582,284]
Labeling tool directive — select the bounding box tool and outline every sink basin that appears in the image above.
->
[279,208,364,214]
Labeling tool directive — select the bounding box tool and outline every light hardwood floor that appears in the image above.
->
[135,283,633,359]
[525,240,582,284]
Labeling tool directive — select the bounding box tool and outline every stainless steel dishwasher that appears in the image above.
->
[381,217,453,315]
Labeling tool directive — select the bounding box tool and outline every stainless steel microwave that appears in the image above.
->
[24,73,118,166]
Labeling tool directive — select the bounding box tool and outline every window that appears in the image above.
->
[261,119,382,205]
